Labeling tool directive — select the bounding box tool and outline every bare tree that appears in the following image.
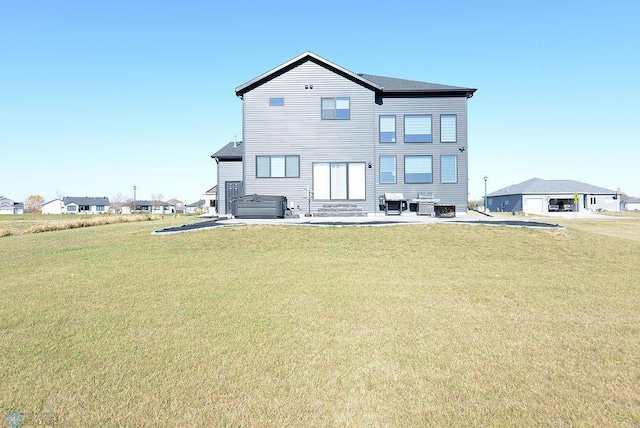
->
[56,190,65,201]
[110,192,126,214]
[150,193,164,202]
[24,195,45,218]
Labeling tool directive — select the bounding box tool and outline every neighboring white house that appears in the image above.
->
[0,196,24,215]
[204,185,217,215]
[42,197,110,214]
[167,199,185,214]
[487,178,620,214]
[41,199,65,215]
[621,197,640,211]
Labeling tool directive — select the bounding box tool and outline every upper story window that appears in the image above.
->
[269,97,284,106]
[379,116,396,143]
[256,155,300,178]
[440,155,458,183]
[321,97,350,120]
[440,114,457,142]
[404,115,432,143]
[404,155,433,183]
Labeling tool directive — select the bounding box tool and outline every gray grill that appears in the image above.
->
[382,193,407,215]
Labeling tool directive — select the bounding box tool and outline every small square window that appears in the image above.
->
[269,97,284,106]
[321,97,350,120]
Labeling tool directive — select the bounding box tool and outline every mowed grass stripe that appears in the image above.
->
[1,221,639,426]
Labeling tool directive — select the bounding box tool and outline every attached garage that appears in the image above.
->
[524,197,544,214]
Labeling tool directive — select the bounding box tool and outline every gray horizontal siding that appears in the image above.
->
[240,60,471,214]
[242,60,376,212]
[374,97,469,212]
[217,161,243,215]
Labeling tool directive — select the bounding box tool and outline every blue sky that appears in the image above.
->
[2,1,638,204]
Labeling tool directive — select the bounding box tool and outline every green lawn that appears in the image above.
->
[1,219,639,426]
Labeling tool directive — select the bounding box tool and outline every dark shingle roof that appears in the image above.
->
[235,51,476,98]
[63,196,110,205]
[187,200,205,207]
[135,200,173,206]
[211,141,243,161]
[488,178,617,197]
[359,73,476,97]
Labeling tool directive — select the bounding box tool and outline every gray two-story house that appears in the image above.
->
[213,52,476,216]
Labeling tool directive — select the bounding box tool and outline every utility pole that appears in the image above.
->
[484,176,488,213]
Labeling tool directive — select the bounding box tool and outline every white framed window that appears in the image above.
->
[440,155,457,183]
[379,116,396,143]
[313,162,365,200]
[321,97,350,120]
[404,115,432,143]
[379,156,396,184]
[256,155,299,178]
[440,114,457,143]
[404,155,433,183]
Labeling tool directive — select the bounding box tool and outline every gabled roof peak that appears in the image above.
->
[235,51,382,97]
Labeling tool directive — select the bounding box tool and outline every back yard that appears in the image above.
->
[1,217,639,426]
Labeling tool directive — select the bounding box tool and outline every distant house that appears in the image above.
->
[167,199,185,214]
[42,197,110,215]
[487,178,620,214]
[0,196,24,215]
[134,200,174,214]
[185,200,205,214]
[204,185,217,215]
[621,197,640,211]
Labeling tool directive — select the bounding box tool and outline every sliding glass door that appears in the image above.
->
[313,162,365,200]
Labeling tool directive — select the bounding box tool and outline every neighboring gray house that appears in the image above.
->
[42,197,110,215]
[487,178,620,214]
[185,200,205,215]
[0,196,24,215]
[134,200,175,214]
[621,197,640,211]
[213,51,476,216]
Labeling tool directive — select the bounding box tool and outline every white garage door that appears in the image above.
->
[525,197,544,214]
